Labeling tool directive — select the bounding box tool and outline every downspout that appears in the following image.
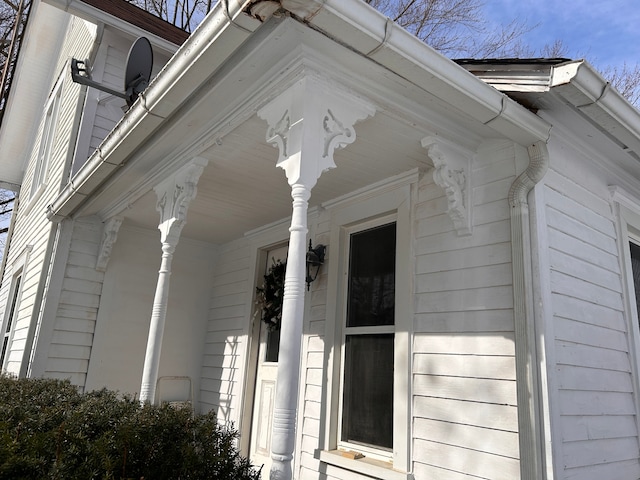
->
[509,141,549,480]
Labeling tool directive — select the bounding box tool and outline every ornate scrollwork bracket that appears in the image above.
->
[96,215,124,271]
[422,136,474,236]
[258,75,374,188]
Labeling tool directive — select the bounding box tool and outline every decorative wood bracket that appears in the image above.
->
[258,75,375,188]
[421,136,474,236]
[96,216,123,271]
[154,158,208,246]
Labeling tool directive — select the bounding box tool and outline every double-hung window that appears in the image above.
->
[629,237,640,321]
[1,272,23,370]
[320,179,413,479]
[341,221,396,452]
[31,79,62,199]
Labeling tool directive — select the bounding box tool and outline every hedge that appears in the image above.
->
[0,375,261,479]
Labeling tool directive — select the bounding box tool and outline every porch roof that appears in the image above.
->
[46,0,554,244]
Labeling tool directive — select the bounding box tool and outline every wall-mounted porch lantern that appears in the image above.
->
[305,240,325,290]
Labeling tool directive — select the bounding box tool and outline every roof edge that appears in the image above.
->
[551,60,640,158]
[44,0,188,52]
[283,0,552,146]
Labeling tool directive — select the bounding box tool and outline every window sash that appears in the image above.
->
[339,220,396,457]
[1,273,22,368]
[31,83,62,198]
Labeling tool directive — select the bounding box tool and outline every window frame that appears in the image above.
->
[1,272,23,370]
[337,215,397,459]
[30,76,63,200]
[611,186,640,442]
[0,245,31,372]
[319,175,414,479]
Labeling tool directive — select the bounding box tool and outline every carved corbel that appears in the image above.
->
[154,157,208,246]
[421,136,474,236]
[96,216,123,271]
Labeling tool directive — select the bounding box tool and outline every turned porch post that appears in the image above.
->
[139,159,207,404]
[258,75,374,480]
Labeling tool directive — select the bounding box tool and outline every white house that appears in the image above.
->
[2,1,640,479]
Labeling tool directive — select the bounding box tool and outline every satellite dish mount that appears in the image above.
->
[71,37,154,108]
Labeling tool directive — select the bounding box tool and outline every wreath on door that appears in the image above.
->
[255,258,286,331]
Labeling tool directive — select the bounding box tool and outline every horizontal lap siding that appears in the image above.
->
[0,18,95,376]
[413,140,519,480]
[543,151,640,479]
[46,218,104,388]
[200,239,251,423]
[89,44,126,154]
[297,214,330,479]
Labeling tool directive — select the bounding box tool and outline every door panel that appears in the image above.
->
[249,245,287,473]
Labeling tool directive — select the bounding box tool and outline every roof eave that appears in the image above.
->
[43,0,188,52]
[48,0,554,221]
[47,0,262,221]
[551,60,640,160]
[282,0,552,146]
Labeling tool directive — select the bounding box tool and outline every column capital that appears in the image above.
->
[258,75,375,188]
[154,158,208,245]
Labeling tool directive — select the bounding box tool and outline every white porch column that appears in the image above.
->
[258,75,374,480]
[139,158,207,404]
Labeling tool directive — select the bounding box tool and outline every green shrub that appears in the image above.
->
[0,375,260,479]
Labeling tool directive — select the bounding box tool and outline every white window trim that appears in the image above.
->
[337,214,397,461]
[1,245,32,372]
[27,75,64,207]
[319,173,415,479]
[610,185,640,441]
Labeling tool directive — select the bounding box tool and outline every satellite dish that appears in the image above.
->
[124,37,153,107]
[70,37,153,109]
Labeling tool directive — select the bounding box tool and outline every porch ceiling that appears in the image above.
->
[120,109,429,245]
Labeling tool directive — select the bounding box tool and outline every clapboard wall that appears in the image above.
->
[295,138,522,480]
[540,132,640,480]
[0,15,94,377]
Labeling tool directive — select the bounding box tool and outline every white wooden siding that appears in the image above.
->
[296,211,330,478]
[412,139,520,480]
[200,238,252,422]
[0,17,95,377]
[542,140,640,480]
[88,44,127,155]
[45,217,104,387]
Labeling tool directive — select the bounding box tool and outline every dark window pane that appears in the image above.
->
[630,242,640,321]
[342,334,394,449]
[265,327,280,362]
[347,223,396,327]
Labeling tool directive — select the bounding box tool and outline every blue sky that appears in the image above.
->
[484,0,640,70]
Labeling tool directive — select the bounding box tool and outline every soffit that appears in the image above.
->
[0,2,69,189]
[72,17,499,244]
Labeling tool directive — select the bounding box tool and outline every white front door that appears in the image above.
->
[250,245,287,475]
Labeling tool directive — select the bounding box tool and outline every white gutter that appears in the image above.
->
[46,0,262,221]
[282,0,552,146]
[551,60,640,159]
